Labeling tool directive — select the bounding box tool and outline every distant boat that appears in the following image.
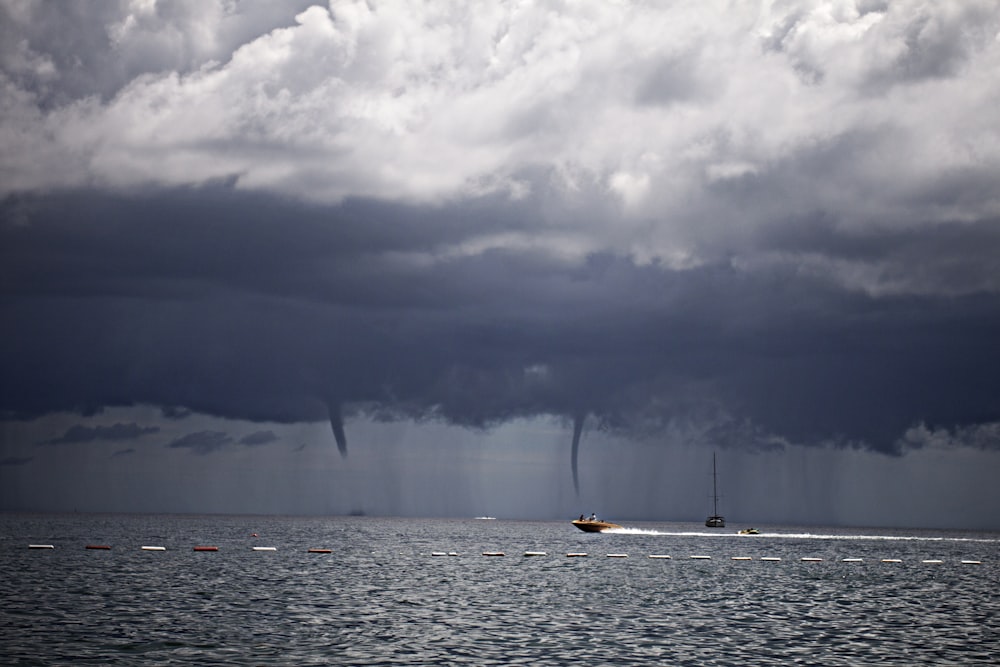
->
[705,452,725,528]
[738,528,760,535]
[571,516,622,533]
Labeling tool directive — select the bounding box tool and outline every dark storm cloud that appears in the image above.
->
[239,430,279,447]
[3,186,999,457]
[1,456,33,467]
[161,406,193,420]
[39,422,160,445]
[168,431,233,455]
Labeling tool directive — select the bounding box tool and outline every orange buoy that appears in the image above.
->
[308,548,332,554]
[85,545,111,550]
[193,546,219,552]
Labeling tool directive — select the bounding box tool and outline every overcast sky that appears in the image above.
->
[2,0,1000,529]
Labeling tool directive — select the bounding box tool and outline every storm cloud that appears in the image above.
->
[167,430,233,455]
[2,1,1000,520]
[39,422,160,445]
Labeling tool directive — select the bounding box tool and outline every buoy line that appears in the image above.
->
[22,543,987,565]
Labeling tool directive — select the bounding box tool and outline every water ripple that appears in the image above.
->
[1,515,996,665]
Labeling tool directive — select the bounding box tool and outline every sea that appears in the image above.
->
[1,513,997,665]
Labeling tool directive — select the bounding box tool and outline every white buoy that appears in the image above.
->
[606,553,628,558]
[881,558,902,563]
[921,559,943,564]
[961,560,982,565]
[141,546,166,551]
[482,552,505,557]
[648,554,672,559]
[431,552,447,556]
[523,551,547,557]
[842,558,864,563]
[761,557,782,562]
[801,557,823,562]
[448,552,459,556]
[566,552,588,557]
[690,555,711,560]
[28,544,54,549]
[731,556,752,561]
[252,546,277,551]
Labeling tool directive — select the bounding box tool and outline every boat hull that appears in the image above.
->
[572,519,621,533]
[705,516,726,528]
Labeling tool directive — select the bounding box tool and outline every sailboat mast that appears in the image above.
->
[712,452,719,515]
[706,451,725,527]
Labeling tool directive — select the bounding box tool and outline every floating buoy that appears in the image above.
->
[731,556,752,561]
[251,533,258,537]
[921,559,943,564]
[566,552,588,557]
[141,546,166,551]
[801,557,823,562]
[431,551,447,556]
[85,545,111,550]
[307,548,332,554]
[448,552,459,556]
[523,551,547,557]
[881,558,902,563]
[761,557,781,561]
[482,552,505,557]
[28,544,54,549]
[842,558,863,563]
[252,546,276,551]
[690,555,711,560]
[961,560,982,565]
[193,546,218,552]
[648,554,672,559]
[606,553,628,558]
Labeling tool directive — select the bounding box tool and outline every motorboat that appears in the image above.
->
[738,528,760,535]
[571,518,622,533]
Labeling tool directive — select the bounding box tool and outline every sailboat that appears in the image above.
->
[705,452,725,528]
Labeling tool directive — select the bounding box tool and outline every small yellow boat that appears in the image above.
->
[571,518,622,533]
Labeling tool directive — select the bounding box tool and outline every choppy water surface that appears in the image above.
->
[1,514,997,665]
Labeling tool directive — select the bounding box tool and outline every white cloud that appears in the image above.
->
[2,0,999,293]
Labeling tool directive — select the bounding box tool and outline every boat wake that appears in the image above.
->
[602,527,996,543]
[604,527,668,536]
